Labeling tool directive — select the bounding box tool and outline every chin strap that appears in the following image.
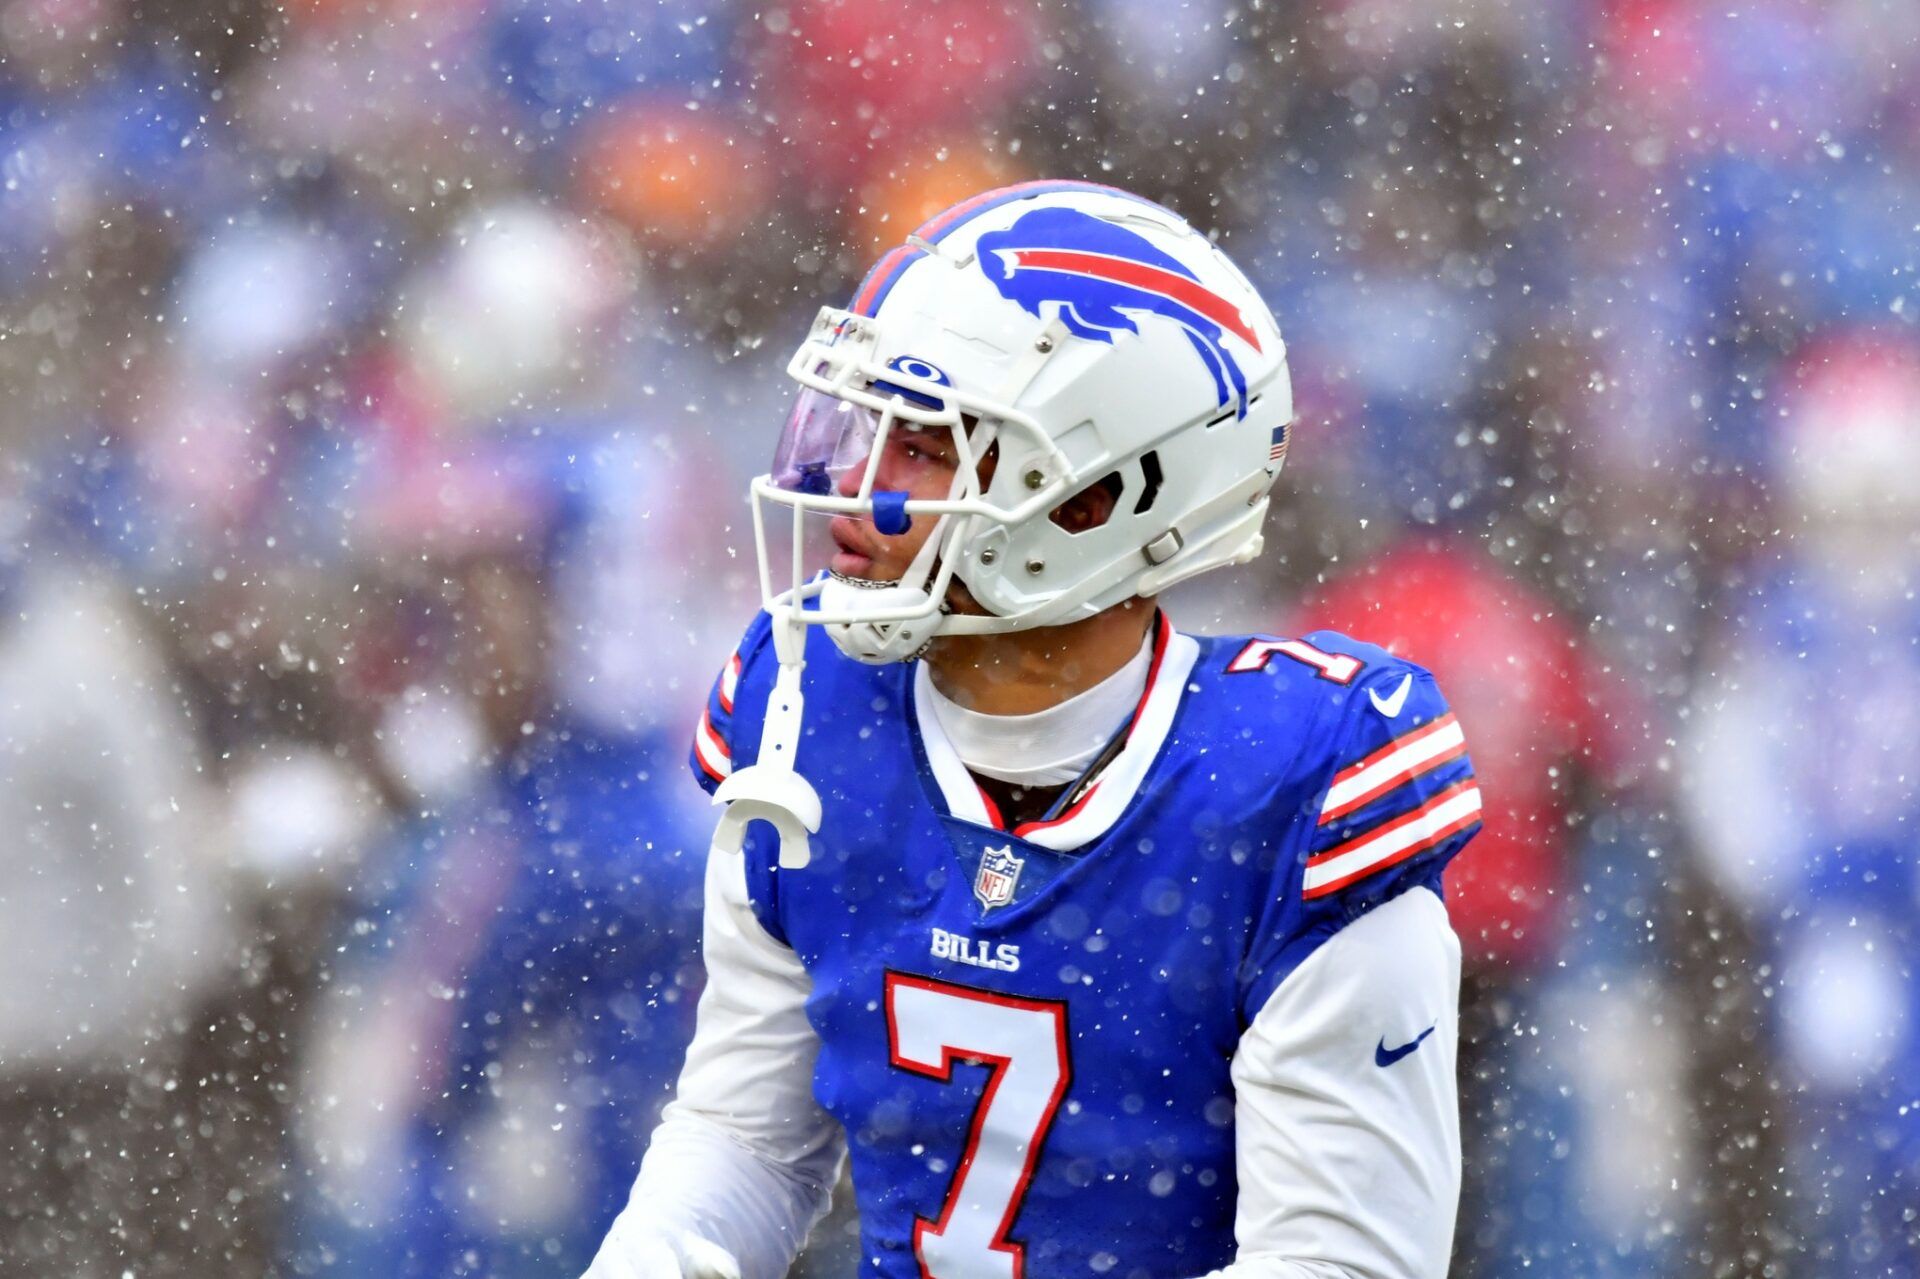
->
[710,608,822,870]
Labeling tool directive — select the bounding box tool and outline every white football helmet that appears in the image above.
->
[752,179,1293,663]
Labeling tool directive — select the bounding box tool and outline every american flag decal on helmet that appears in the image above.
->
[1270,422,1289,464]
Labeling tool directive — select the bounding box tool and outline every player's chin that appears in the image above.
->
[829,551,884,580]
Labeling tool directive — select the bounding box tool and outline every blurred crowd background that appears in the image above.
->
[1,0,1916,1275]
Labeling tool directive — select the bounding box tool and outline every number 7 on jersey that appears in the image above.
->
[884,973,1073,1279]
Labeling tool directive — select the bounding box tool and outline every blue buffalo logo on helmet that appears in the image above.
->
[976,206,1263,417]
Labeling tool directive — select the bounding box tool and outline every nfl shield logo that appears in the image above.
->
[974,845,1025,911]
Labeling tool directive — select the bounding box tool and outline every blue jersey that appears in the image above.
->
[691,612,1480,1279]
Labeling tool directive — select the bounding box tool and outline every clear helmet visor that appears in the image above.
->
[769,386,882,498]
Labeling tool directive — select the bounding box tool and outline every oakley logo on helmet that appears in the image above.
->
[872,354,953,410]
[977,206,1261,417]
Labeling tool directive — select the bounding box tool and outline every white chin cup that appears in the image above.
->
[819,575,941,664]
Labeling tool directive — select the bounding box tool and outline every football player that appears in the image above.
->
[584,181,1482,1279]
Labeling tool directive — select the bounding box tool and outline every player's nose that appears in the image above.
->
[834,447,878,499]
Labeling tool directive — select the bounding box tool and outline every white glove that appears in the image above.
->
[581,1226,743,1279]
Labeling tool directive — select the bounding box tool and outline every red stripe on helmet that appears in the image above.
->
[1004,248,1262,352]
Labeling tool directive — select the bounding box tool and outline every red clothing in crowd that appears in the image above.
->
[1294,538,1638,971]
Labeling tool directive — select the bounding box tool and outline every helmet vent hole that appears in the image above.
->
[1133,451,1165,517]
[1205,393,1262,430]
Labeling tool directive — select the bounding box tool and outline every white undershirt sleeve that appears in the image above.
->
[585,845,846,1279]
[1204,887,1463,1279]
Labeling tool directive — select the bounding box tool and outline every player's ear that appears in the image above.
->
[1049,472,1123,535]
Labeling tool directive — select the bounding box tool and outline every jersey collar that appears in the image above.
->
[910,612,1199,851]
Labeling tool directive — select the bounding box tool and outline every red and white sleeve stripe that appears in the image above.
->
[718,652,742,715]
[1302,779,1482,900]
[694,708,733,783]
[1318,713,1468,825]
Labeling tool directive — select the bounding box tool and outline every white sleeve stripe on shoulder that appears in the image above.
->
[695,708,733,781]
[1330,711,1457,786]
[1321,715,1467,824]
[719,651,742,713]
[1303,782,1481,898]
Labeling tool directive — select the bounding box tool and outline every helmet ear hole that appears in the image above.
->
[1048,471,1125,536]
[1132,451,1164,516]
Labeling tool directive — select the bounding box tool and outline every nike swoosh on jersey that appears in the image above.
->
[1368,673,1414,718]
[1374,1024,1436,1067]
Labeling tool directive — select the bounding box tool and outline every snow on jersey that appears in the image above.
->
[689,611,1480,1279]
